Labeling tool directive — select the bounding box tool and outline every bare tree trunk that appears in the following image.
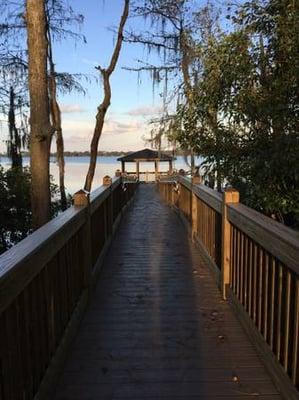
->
[56,123,67,210]
[26,0,52,228]
[47,21,67,210]
[49,78,67,210]
[210,107,222,192]
[180,29,196,176]
[8,87,22,168]
[84,0,129,192]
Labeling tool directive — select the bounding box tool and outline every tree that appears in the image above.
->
[26,0,52,228]
[0,27,29,167]
[1,0,86,218]
[172,0,299,225]
[124,1,211,174]
[0,166,61,255]
[84,0,130,192]
[45,0,85,210]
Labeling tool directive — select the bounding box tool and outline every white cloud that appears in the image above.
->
[126,105,163,117]
[60,117,148,152]
[61,104,86,114]
[103,119,143,135]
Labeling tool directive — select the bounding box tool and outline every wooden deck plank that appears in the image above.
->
[54,185,282,400]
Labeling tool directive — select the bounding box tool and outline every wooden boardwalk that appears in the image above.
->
[55,185,282,400]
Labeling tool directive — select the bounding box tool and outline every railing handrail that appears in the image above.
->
[178,175,299,273]
[228,202,299,275]
[0,177,121,313]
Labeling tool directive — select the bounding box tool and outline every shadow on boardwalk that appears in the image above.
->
[55,185,281,400]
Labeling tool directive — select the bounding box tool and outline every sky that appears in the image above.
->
[0,0,166,153]
[50,0,165,152]
[0,0,235,153]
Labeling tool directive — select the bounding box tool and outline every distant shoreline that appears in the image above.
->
[0,151,128,157]
[0,150,183,157]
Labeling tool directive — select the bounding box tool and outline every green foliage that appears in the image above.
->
[0,166,68,254]
[171,0,299,226]
[0,166,31,254]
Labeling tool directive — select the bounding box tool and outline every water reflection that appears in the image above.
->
[0,155,201,195]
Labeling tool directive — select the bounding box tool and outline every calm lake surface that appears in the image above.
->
[0,155,197,195]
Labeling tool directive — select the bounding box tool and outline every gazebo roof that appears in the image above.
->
[117,148,174,162]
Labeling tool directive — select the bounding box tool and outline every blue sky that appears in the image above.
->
[52,0,164,152]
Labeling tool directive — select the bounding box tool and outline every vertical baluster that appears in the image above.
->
[191,192,198,242]
[262,253,269,340]
[208,206,211,256]
[236,230,240,300]
[244,235,248,311]
[283,269,291,372]
[269,258,276,350]
[252,243,258,325]
[291,278,299,385]
[248,238,253,318]
[233,227,238,293]
[276,264,283,362]
[258,248,264,332]
[240,233,244,303]
[211,209,215,261]
[231,226,235,292]
[203,203,207,249]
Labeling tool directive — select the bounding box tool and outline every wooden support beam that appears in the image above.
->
[221,188,239,299]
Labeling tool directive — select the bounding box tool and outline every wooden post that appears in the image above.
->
[121,160,125,173]
[191,176,201,241]
[169,160,173,175]
[103,175,112,186]
[73,190,92,287]
[191,192,198,242]
[221,188,239,299]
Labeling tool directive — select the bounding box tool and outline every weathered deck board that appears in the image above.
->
[55,185,282,399]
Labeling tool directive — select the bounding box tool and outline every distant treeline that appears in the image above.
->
[0,149,183,157]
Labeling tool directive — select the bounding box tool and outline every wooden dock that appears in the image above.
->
[1,177,298,400]
[54,185,282,399]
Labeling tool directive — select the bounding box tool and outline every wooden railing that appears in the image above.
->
[0,177,137,400]
[124,171,169,182]
[158,176,299,399]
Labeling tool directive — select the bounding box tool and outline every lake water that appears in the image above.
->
[0,155,197,195]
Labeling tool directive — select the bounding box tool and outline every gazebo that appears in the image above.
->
[117,148,175,181]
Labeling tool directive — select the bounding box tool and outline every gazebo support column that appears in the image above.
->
[121,161,125,173]
[136,161,140,180]
[169,160,173,175]
[154,160,159,181]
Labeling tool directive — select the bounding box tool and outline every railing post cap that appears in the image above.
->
[115,169,122,177]
[73,189,90,206]
[178,169,185,176]
[223,186,239,203]
[192,175,202,184]
[103,175,112,186]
